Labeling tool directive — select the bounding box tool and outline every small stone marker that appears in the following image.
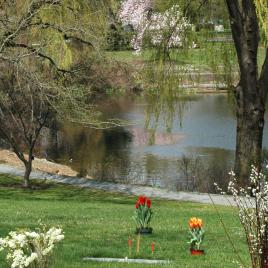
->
[83,257,171,264]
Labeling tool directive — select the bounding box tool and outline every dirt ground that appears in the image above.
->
[0,149,78,177]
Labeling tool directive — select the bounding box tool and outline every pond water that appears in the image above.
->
[40,93,268,193]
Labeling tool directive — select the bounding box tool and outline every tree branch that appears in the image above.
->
[225,0,259,79]
[0,0,61,53]
[225,0,244,47]
[6,42,72,74]
[182,0,209,20]
[29,21,95,48]
[0,125,27,165]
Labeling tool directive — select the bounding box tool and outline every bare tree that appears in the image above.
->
[0,64,56,187]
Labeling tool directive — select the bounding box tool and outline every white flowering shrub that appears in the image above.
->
[227,166,268,268]
[0,226,64,268]
[118,0,190,54]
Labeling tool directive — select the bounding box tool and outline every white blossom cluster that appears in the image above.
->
[119,0,152,30]
[118,0,190,53]
[146,5,190,48]
[0,227,64,268]
[227,166,268,267]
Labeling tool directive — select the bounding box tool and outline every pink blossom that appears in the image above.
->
[118,1,190,53]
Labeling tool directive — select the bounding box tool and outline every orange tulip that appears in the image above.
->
[197,218,203,227]
[189,217,203,229]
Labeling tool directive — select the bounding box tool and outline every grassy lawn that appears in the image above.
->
[106,48,220,67]
[106,45,266,73]
[106,43,237,68]
[0,174,250,268]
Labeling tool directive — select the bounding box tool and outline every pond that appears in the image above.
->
[40,93,268,193]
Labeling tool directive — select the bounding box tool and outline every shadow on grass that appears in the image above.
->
[0,173,136,205]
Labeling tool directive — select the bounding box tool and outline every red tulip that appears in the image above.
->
[146,199,151,208]
[138,196,146,205]
[135,195,152,209]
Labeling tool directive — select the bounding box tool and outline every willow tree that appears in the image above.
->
[0,0,117,187]
[255,0,268,44]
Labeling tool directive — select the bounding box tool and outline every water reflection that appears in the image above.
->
[43,123,132,179]
[39,94,268,193]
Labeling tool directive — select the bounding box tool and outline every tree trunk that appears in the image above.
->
[234,88,265,183]
[23,157,32,188]
[225,0,268,183]
[261,242,268,268]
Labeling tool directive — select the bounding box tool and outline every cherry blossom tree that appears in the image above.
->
[118,0,190,57]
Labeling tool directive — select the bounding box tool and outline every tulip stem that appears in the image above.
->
[136,234,140,254]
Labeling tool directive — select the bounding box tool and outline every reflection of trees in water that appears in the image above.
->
[44,122,132,180]
[121,150,233,193]
[145,92,200,140]
[125,154,180,188]
[178,150,234,193]
[94,128,132,181]
[129,127,183,146]
[32,113,237,193]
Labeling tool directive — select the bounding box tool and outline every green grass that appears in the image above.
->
[106,45,267,74]
[0,174,250,268]
[106,42,237,65]
[106,48,214,67]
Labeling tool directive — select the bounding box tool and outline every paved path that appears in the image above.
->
[0,164,236,206]
[82,257,171,264]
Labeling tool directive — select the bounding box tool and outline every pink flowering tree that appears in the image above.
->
[118,0,190,58]
[119,0,153,52]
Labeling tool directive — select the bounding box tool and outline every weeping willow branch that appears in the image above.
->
[254,0,268,45]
